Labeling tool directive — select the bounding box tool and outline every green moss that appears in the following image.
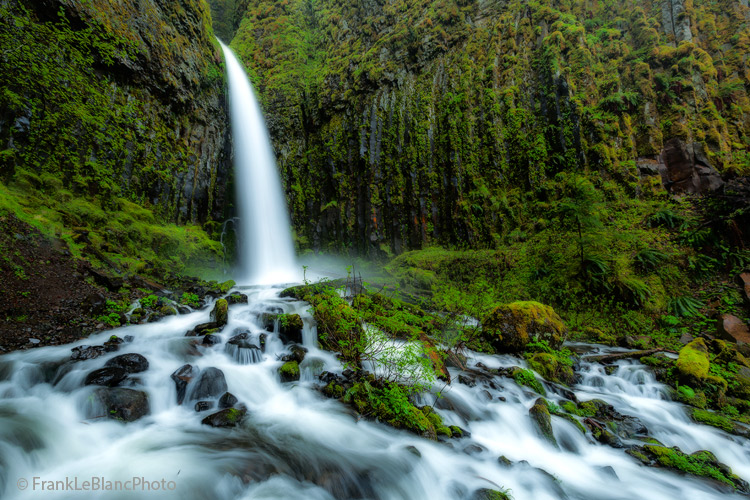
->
[210,299,229,326]
[676,339,710,381]
[278,313,304,331]
[643,445,740,488]
[218,280,236,293]
[279,361,300,381]
[483,301,567,353]
[512,368,546,396]
[341,381,437,440]
[692,409,734,433]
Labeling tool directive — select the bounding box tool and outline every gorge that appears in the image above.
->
[1,0,750,499]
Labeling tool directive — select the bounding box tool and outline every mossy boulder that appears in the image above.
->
[210,299,229,327]
[279,361,300,382]
[201,406,247,428]
[627,444,750,494]
[675,339,727,397]
[529,398,558,447]
[482,301,567,353]
[278,313,304,344]
[470,488,511,500]
[226,293,248,305]
[527,352,575,386]
[676,338,710,383]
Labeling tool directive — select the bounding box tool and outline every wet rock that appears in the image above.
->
[278,313,304,344]
[171,364,198,405]
[405,445,421,457]
[279,361,300,382]
[194,401,214,412]
[104,336,124,351]
[201,406,247,428]
[92,387,149,422]
[104,353,149,374]
[282,345,307,364]
[717,314,750,346]
[458,374,477,387]
[71,345,106,361]
[185,322,221,336]
[258,333,268,352]
[225,335,263,364]
[470,488,510,500]
[226,293,248,305]
[203,334,221,346]
[218,392,238,409]
[627,444,749,494]
[210,299,229,327]
[227,332,250,344]
[482,301,567,353]
[177,306,192,315]
[497,456,512,467]
[260,313,276,332]
[188,367,227,401]
[84,367,128,387]
[529,398,558,448]
[584,418,623,447]
[463,443,487,455]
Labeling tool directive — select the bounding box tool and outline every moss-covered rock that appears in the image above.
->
[508,367,546,395]
[201,406,247,428]
[210,299,229,327]
[676,338,711,383]
[529,398,558,448]
[527,352,575,386]
[482,301,567,353]
[470,488,511,500]
[279,361,300,383]
[278,313,304,344]
[627,444,750,493]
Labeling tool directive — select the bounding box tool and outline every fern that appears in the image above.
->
[634,248,668,271]
[668,296,703,317]
[648,209,686,229]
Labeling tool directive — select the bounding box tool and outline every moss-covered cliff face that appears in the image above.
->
[228,0,750,255]
[0,0,230,226]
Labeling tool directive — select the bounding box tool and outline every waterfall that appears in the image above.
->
[219,41,299,285]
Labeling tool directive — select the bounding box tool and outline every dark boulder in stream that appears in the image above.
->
[188,367,227,401]
[71,345,106,361]
[171,364,198,405]
[218,392,238,409]
[201,406,247,428]
[104,353,149,373]
[84,367,128,387]
[91,387,150,422]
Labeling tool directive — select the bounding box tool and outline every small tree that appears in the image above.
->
[556,174,604,270]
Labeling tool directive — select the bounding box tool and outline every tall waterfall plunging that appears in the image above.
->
[219,41,299,285]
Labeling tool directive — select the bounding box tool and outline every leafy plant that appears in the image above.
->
[648,209,686,229]
[140,294,158,309]
[180,292,200,308]
[633,248,668,271]
[668,296,703,317]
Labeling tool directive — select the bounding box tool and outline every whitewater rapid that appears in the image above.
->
[0,285,748,500]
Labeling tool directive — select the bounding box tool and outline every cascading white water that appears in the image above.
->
[219,41,299,285]
[1,295,749,500]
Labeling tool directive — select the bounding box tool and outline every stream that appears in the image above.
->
[0,285,748,500]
